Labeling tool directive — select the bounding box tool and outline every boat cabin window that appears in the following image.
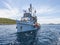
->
[24,13,32,17]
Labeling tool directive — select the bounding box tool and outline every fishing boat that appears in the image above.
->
[16,4,40,45]
[16,4,40,33]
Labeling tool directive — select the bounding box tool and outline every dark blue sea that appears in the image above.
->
[0,24,60,45]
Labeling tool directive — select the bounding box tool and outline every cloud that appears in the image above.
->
[2,1,12,10]
[35,6,60,24]
[37,17,60,24]
[0,8,21,19]
[0,1,22,19]
[36,6,60,14]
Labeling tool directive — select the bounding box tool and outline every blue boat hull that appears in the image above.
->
[16,23,40,32]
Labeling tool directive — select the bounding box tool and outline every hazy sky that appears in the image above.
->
[0,0,60,24]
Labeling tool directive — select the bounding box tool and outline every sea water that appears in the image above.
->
[0,24,60,45]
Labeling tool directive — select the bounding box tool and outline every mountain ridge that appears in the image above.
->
[0,18,16,24]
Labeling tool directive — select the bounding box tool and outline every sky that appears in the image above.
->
[0,0,60,24]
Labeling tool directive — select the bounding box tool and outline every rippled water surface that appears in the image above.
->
[0,24,60,45]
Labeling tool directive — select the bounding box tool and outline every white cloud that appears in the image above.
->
[0,8,22,19]
[0,1,22,19]
[37,17,60,24]
[36,6,60,14]
[35,6,60,24]
[2,1,12,10]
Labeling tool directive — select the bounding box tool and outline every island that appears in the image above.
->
[0,18,16,25]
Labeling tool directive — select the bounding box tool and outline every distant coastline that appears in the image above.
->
[0,18,60,25]
[41,23,60,25]
[0,18,16,25]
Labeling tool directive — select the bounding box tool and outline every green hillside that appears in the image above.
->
[0,18,16,24]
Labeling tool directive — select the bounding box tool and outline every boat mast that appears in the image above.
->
[29,4,32,14]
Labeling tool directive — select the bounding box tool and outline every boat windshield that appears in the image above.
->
[21,17,30,22]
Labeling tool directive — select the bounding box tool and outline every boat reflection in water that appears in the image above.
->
[16,30,38,45]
